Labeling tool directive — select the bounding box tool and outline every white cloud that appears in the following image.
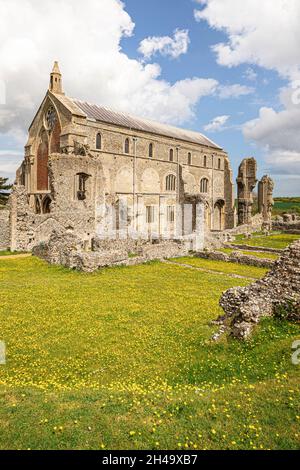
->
[195,0,300,185]
[243,87,300,175]
[138,29,190,60]
[0,0,216,149]
[244,68,258,82]
[218,84,254,99]
[204,115,230,132]
[194,0,300,81]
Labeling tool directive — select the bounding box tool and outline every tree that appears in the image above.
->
[0,176,12,207]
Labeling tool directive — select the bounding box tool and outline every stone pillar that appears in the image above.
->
[236,157,258,225]
[258,175,274,230]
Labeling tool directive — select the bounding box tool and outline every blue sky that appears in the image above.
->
[0,0,299,196]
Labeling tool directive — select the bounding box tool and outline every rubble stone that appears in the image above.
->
[216,240,300,339]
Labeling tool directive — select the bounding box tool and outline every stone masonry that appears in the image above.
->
[216,240,300,340]
[237,158,258,226]
[258,175,274,230]
[0,209,10,250]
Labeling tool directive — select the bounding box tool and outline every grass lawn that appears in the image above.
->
[170,257,268,279]
[0,250,12,257]
[219,248,279,261]
[232,233,300,250]
[0,257,299,450]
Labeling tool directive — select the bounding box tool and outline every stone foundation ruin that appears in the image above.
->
[33,228,189,272]
[215,240,300,340]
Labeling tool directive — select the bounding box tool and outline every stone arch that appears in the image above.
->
[50,118,61,154]
[37,130,49,191]
[42,195,52,214]
[115,166,133,193]
[213,199,225,231]
[141,168,160,193]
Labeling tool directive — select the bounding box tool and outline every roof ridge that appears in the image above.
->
[70,96,222,150]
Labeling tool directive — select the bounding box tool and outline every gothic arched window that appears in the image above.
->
[188,152,192,165]
[166,174,176,191]
[124,138,130,154]
[203,155,207,168]
[169,149,174,162]
[200,177,209,193]
[96,133,102,150]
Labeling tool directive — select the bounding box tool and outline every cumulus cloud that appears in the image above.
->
[195,0,300,182]
[138,29,190,60]
[244,68,258,82]
[218,84,254,99]
[194,0,300,81]
[243,87,300,175]
[204,115,230,132]
[0,0,217,152]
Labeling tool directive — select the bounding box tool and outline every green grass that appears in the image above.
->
[273,198,300,216]
[0,250,12,257]
[170,256,268,279]
[0,257,299,450]
[232,233,300,250]
[0,250,29,257]
[219,248,279,261]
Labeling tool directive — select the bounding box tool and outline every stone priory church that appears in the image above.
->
[10,62,236,251]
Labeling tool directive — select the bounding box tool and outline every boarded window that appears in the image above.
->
[166,174,176,191]
[167,206,175,223]
[146,206,155,224]
[200,178,209,193]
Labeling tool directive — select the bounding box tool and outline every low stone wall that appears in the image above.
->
[33,229,189,272]
[0,209,10,250]
[214,240,300,340]
[227,243,282,254]
[196,250,274,269]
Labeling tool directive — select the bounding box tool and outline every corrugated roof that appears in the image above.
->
[70,98,222,150]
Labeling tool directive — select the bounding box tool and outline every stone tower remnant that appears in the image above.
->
[258,175,274,230]
[236,158,257,225]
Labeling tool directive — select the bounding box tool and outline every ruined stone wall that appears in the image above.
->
[216,240,300,339]
[0,209,10,250]
[237,158,257,226]
[33,229,189,273]
[196,250,274,269]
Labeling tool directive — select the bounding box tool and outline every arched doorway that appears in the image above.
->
[213,200,225,231]
[42,195,52,214]
[37,132,49,191]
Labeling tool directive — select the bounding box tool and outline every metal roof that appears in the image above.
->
[70,98,222,150]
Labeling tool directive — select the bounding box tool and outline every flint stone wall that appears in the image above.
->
[0,209,10,250]
[196,250,274,269]
[33,229,188,272]
[216,240,300,340]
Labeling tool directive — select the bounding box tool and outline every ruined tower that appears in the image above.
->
[258,175,274,230]
[236,158,257,226]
